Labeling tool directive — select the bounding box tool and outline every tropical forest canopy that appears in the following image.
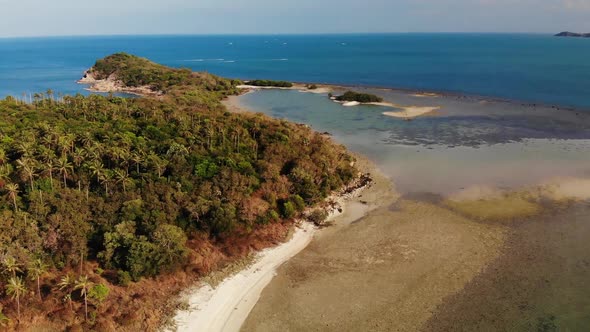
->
[335,91,383,103]
[0,53,356,329]
[246,80,294,88]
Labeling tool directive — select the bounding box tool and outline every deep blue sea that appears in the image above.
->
[1,34,590,108]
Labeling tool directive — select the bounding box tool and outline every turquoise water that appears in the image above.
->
[1,34,590,108]
[3,33,589,331]
[237,80,590,332]
[238,89,590,194]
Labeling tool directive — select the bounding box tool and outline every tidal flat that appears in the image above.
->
[229,86,590,331]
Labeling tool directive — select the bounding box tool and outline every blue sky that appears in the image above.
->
[1,0,589,37]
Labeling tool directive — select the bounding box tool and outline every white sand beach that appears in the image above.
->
[342,101,361,106]
[171,160,378,332]
[172,222,317,332]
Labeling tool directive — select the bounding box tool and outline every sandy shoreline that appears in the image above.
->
[73,65,590,332]
[236,84,442,119]
[171,156,383,332]
[228,84,590,331]
[241,185,509,332]
[172,222,316,332]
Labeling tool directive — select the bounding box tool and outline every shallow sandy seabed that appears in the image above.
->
[241,199,507,331]
[382,106,440,119]
[216,84,590,332]
[240,159,510,332]
[242,176,590,331]
[171,156,386,332]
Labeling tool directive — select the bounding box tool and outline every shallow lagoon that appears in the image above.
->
[239,89,590,195]
[237,88,590,331]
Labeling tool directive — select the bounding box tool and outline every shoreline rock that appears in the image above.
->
[77,70,163,97]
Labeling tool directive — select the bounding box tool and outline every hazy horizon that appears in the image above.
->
[1,0,589,38]
[0,31,577,40]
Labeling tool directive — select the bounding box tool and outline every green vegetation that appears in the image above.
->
[0,309,9,327]
[308,209,329,226]
[336,90,383,103]
[247,79,293,88]
[306,84,318,90]
[0,53,357,329]
[89,52,242,99]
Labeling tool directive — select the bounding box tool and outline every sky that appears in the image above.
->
[1,0,589,37]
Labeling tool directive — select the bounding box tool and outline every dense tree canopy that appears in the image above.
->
[336,90,383,103]
[0,53,357,329]
[246,80,293,88]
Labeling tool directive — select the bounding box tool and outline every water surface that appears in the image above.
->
[238,89,590,195]
[237,88,590,331]
[2,34,590,108]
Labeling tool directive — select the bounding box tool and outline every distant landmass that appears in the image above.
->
[555,31,590,38]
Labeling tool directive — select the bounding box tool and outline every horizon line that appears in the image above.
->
[0,31,561,40]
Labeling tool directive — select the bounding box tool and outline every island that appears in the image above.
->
[555,31,590,38]
[335,90,384,103]
[0,53,364,330]
[244,79,293,87]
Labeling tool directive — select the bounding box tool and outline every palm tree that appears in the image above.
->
[148,153,168,178]
[87,160,104,184]
[99,170,113,196]
[2,256,22,278]
[44,160,56,191]
[28,259,47,301]
[56,157,73,188]
[78,134,91,149]
[4,182,19,211]
[114,169,131,193]
[40,135,55,150]
[71,147,87,168]
[74,275,92,321]
[46,89,54,104]
[58,274,74,311]
[34,121,52,138]
[131,152,144,174]
[6,277,26,320]
[15,141,35,158]
[16,158,37,192]
[58,133,75,157]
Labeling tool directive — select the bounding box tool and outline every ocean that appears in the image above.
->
[3,34,590,330]
[1,34,590,109]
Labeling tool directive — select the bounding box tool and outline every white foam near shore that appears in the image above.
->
[172,222,317,332]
